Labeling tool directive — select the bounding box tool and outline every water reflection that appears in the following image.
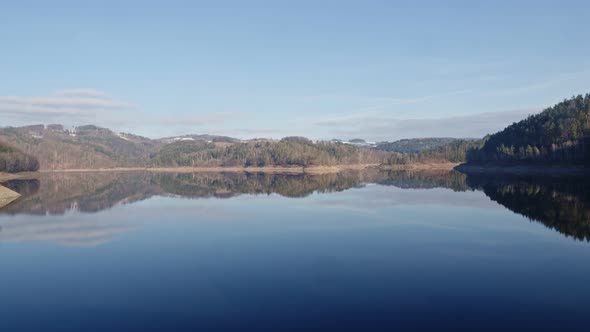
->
[466,173,590,241]
[1,169,589,242]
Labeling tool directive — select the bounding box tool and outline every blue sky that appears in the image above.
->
[1,0,589,141]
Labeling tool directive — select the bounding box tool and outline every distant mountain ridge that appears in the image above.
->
[375,138,459,153]
[0,124,386,170]
[0,124,158,169]
[158,134,240,144]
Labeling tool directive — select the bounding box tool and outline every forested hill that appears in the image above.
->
[375,138,458,153]
[152,137,388,167]
[467,94,590,163]
[0,125,160,170]
[0,142,39,173]
[0,126,389,170]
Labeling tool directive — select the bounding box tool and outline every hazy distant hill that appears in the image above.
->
[158,134,240,144]
[375,138,458,153]
[0,125,387,170]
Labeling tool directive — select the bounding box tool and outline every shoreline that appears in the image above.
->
[1,162,460,180]
[6,162,589,180]
[379,162,460,171]
[455,163,590,175]
[38,164,384,176]
[0,172,38,182]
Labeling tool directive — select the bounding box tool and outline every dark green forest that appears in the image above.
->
[467,94,590,163]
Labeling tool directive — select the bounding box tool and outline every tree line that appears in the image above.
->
[375,138,457,154]
[384,139,482,165]
[153,137,389,168]
[0,142,40,173]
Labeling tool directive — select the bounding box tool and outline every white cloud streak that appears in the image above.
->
[0,89,135,117]
[313,109,539,141]
[351,89,473,113]
[54,88,112,98]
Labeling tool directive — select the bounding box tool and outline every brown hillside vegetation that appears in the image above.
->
[0,125,158,170]
[0,125,390,170]
[0,140,39,173]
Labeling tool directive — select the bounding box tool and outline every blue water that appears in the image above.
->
[0,172,589,331]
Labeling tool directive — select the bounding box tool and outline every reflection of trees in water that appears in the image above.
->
[155,171,372,199]
[1,179,40,197]
[0,173,161,215]
[465,174,590,241]
[2,170,464,215]
[376,170,470,191]
[2,170,590,241]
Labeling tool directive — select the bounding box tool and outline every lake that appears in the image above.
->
[1,170,589,331]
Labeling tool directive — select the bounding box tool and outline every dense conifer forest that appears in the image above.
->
[467,94,590,163]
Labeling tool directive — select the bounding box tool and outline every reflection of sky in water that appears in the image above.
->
[310,184,501,211]
[0,177,589,331]
[0,182,579,248]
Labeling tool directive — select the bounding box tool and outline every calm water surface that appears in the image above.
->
[1,170,589,331]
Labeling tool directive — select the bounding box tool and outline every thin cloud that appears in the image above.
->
[353,89,473,113]
[0,89,135,117]
[290,89,472,112]
[54,88,111,98]
[483,70,590,97]
[313,108,539,141]
[0,88,250,138]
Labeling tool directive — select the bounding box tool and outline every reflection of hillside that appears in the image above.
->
[1,170,469,247]
[153,170,469,200]
[2,170,590,243]
[375,170,470,191]
[2,179,40,197]
[0,172,161,215]
[154,171,372,198]
[0,170,467,215]
[466,174,590,241]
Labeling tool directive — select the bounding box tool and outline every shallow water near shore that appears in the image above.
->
[1,170,589,331]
